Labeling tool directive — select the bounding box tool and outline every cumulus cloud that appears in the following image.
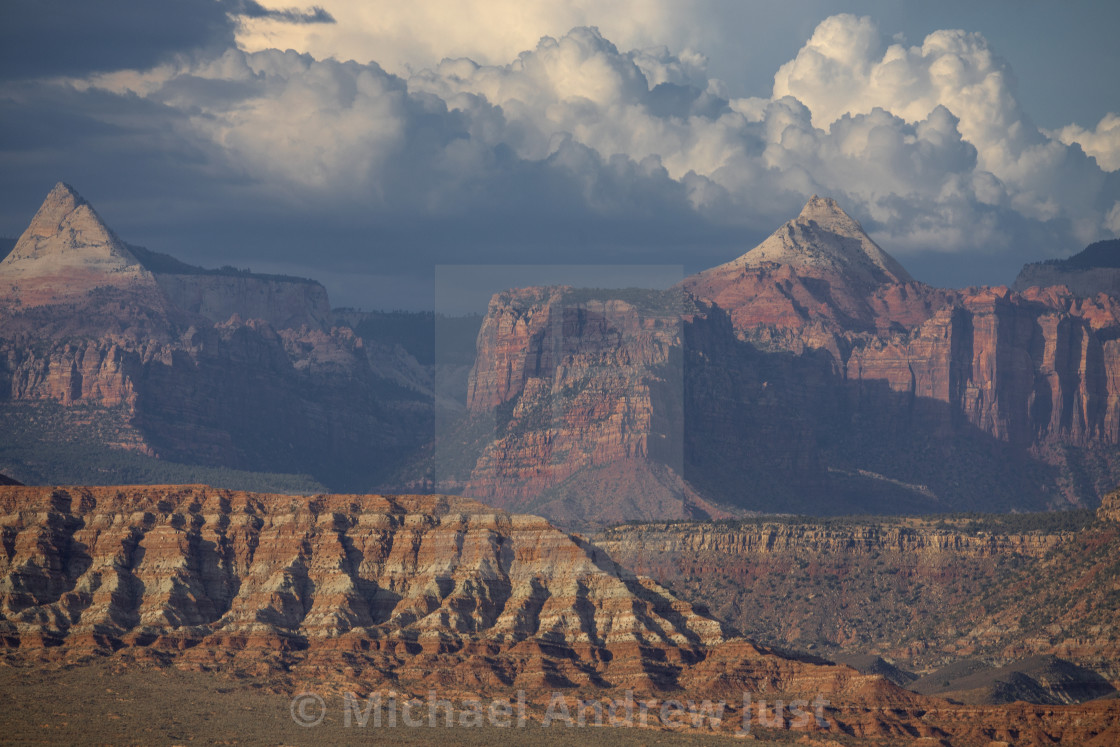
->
[1053,113,1120,172]
[401,21,1116,253]
[2,13,1118,305]
[769,14,1117,245]
[773,15,1034,163]
[234,0,684,74]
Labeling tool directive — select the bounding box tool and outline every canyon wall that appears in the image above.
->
[0,312,425,487]
[842,288,1120,449]
[453,282,1120,525]
[452,199,1120,525]
[454,288,711,525]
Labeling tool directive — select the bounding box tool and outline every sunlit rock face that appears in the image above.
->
[0,483,730,691]
[684,199,1120,451]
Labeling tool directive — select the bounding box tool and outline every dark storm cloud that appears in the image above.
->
[0,51,736,311]
[233,1,335,24]
[0,0,333,81]
[0,0,233,80]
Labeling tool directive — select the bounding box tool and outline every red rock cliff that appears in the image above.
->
[455,198,1120,523]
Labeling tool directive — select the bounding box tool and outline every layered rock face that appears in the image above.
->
[2,484,1118,745]
[598,520,1064,561]
[452,197,1120,525]
[596,516,1077,659]
[682,197,1120,451]
[0,484,798,696]
[0,184,429,488]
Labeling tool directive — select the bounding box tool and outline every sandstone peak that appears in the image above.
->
[32,181,86,225]
[1,181,153,306]
[718,195,913,287]
[16,182,116,247]
[798,194,860,229]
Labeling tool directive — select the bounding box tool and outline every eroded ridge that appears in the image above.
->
[0,485,729,691]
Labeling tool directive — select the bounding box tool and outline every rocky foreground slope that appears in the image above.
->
[449,197,1120,527]
[1,484,1118,744]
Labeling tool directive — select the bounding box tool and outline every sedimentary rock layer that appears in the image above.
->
[0,485,729,691]
[1,484,1118,745]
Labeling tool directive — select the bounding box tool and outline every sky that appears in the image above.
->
[1,0,1118,310]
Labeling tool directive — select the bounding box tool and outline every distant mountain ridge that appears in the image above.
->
[126,243,317,285]
[1032,239,1120,271]
[0,182,329,328]
[0,183,430,491]
[1013,238,1120,297]
[2,182,1119,523]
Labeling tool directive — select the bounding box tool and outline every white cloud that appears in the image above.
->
[234,0,685,75]
[773,14,1036,172]
[770,14,1117,244]
[398,22,1114,253]
[44,15,1120,281]
[1053,113,1120,172]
